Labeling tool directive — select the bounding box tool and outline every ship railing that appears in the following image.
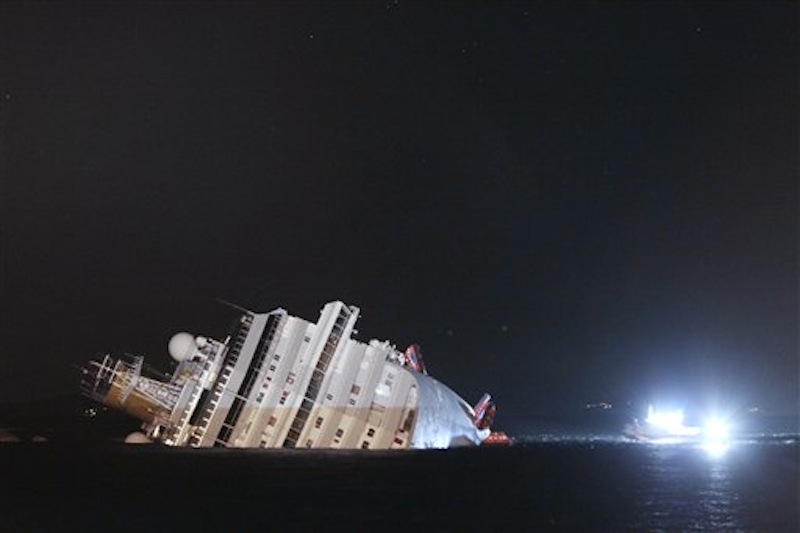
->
[170,348,219,440]
[79,355,117,399]
[116,356,144,404]
[134,377,182,410]
[171,378,202,423]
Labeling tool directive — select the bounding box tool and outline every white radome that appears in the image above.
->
[124,432,152,444]
[168,332,196,362]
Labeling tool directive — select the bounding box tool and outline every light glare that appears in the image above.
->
[701,415,732,458]
[644,405,701,437]
[703,418,730,441]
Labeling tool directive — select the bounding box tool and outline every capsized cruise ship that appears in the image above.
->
[79,301,497,449]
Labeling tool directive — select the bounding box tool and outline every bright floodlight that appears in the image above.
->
[702,416,732,458]
[703,417,730,441]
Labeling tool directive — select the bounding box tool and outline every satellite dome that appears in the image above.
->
[124,432,152,444]
[168,332,196,362]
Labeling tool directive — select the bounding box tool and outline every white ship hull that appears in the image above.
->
[80,301,493,449]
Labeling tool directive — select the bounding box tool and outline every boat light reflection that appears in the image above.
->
[701,415,732,458]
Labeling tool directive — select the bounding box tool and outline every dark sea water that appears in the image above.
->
[1,436,797,532]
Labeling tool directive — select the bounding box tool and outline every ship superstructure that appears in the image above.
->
[80,301,496,449]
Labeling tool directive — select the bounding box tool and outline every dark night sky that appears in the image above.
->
[1,2,797,429]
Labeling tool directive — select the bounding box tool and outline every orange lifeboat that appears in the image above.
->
[481,431,513,447]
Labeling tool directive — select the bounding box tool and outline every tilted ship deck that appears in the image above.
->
[80,300,497,449]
